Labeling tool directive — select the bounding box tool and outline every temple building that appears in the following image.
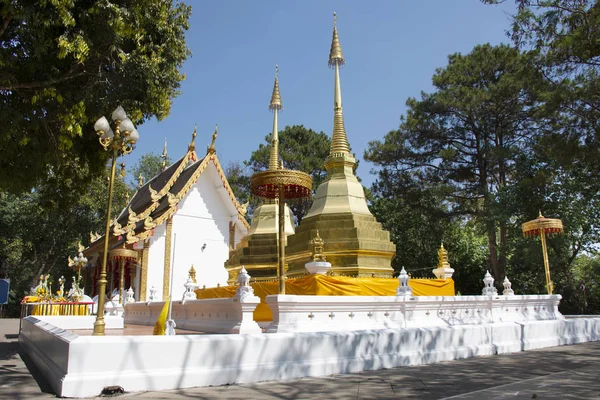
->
[285,14,396,277]
[84,128,249,301]
[225,66,296,284]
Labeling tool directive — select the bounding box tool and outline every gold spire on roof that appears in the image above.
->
[328,12,345,67]
[269,65,282,111]
[207,124,218,154]
[161,139,168,170]
[188,125,197,152]
[269,65,282,171]
[327,12,351,161]
[137,173,144,188]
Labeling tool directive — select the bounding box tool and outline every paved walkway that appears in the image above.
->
[1,318,599,399]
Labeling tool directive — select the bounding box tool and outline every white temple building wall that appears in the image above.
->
[143,163,247,301]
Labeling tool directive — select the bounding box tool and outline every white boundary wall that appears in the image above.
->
[20,315,600,398]
[124,297,262,334]
[266,294,563,332]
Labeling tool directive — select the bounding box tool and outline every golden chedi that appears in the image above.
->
[285,13,396,277]
[225,66,296,284]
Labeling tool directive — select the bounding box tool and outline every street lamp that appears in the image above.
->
[92,106,139,335]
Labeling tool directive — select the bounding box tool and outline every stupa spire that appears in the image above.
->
[328,12,350,158]
[269,65,282,171]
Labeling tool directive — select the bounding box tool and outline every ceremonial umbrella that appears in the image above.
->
[251,168,312,294]
[522,212,563,294]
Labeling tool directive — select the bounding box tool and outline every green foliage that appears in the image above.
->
[0,0,191,195]
[224,161,251,213]
[366,44,545,282]
[130,152,172,188]
[245,125,330,222]
[0,170,128,316]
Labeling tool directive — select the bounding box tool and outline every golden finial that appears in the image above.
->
[119,162,126,178]
[207,124,218,154]
[269,65,282,170]
[188,265,197,284]
[437,242,450,270]
[188,125,197,151]
[125,189,130,204]
[538,210,544,218]
[161,139,168,170]
[329,12,345,67]
[269,65,282,111]
[311,230,326,261]
[137,173,144,188]
[77,241,85,253]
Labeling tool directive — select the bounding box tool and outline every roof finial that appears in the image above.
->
[161,139,168,170]
[207,124,218,154]
[269,65,282,170]
[188,124,197,151]
[137,173,144,188]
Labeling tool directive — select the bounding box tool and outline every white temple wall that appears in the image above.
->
[146,223,167,300]
[142,163,247,301]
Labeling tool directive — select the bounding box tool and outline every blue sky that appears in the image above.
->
[128,1,516,187]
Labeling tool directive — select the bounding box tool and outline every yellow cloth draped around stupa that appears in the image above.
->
[196,275,454,322]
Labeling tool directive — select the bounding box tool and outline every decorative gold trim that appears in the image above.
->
[108,247,138,259]
[148,184,161,202]
[163,217,173,297]
[144,216,156,230]
[250,169,312,200]
[139,241,149,301]
[126,152,251,244]
[128,206,139,224]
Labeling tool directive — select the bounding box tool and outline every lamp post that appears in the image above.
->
[92,106,139,335]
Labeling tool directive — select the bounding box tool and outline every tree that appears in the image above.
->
[366,44,544,283]
[0,170,129,316]
[246,125,330,223]
[0,0,191,196]
[130,152,172,188]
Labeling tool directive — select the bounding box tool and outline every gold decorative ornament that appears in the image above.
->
[148,184,161,201]
[207,124,218,154]
[189,265,197,284]
[138,173,144,189]
[188,125,197,152]
[311,230,326,262]
[522,211,564,294]
[438,243,450,270]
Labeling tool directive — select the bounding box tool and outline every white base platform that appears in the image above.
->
[20,315,600,398]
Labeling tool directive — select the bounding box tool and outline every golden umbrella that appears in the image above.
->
[522,212,563,294]
[250,168,312,294]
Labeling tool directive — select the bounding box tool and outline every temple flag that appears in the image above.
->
[153,297,170,335]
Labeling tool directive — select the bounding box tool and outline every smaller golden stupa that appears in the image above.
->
[225,66,297,284]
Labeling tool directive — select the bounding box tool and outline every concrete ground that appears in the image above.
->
[1,318,599,399]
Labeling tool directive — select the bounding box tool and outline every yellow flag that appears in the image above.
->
[153,297,170,335]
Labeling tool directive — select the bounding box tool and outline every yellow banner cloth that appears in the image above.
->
[31,304,90,316]
[153,298,170,335]
[197,275,454,322]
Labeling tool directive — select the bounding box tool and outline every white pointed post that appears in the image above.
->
[396,267,413,297]
[502,276,515,296]
[482,271,498,296]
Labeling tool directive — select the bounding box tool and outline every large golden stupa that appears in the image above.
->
[225,66,296,284]
[285,13,396,277]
